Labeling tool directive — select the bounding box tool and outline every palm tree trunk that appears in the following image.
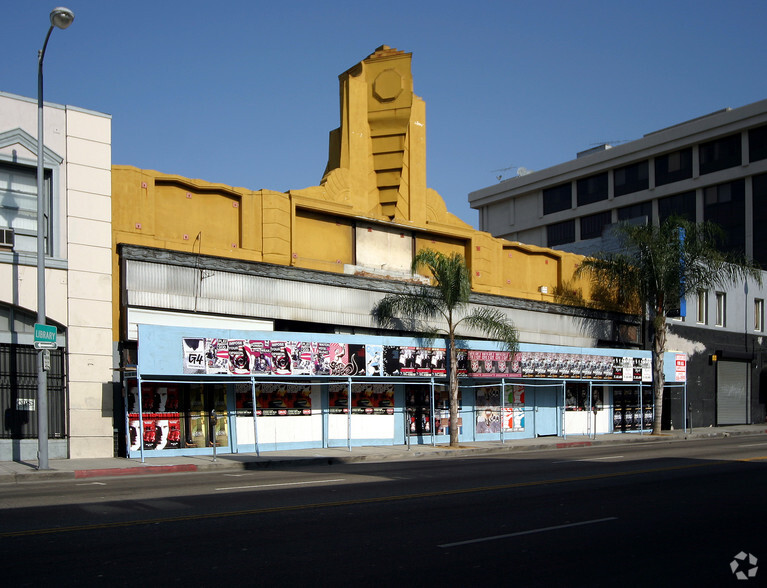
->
[652,320,667,434]
[448,334,459,446]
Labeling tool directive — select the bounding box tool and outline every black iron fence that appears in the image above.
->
[0,344,67,439]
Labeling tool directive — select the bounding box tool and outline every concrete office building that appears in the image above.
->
[469,100,767,428]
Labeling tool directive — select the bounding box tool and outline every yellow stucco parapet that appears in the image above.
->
[111,47,611,343]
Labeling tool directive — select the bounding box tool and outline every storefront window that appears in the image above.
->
[565,383,603,411]
[328,383,395,414]
[612,386,652,431]
[474,385,526,433]
[126,381,228,452]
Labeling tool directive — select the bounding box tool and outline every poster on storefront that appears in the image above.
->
[270,341,292,375]
[415,348,433,376]
[328,383,394,414]
[642,357,652,382]
[347,344,367,375]
[468,350,519,377]
[204,339,230,374]
[287,341,315,376]
[182,337,207,374]
[129,418,140,452]
[476,386,501,433]
[255,383,311,416]
[366,345,383,376]
[184,385,207,447]
[502,407,526,432]
[177,335,651,382]
[227,339,251,375]
[328,383,350,413]
[249,340,273,374]
[383,345,417,376]
[318,342,358,375]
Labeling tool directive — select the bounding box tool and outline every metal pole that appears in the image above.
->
[430,378,436,446]
[137,374,145,463]
[406,389,411,450]
[211,409,217,462]
[34,7,75,470]
[250,378,259,456]
[562,382,567,440]
[35,25,54,471]
[500,379,506,444]
[347,377,352,452]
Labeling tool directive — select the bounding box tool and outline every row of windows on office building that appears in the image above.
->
[543,125,767,260]
[547,174,767,255]
[543,125,767,217]
[685,290,764,333]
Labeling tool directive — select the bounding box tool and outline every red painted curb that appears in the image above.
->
[556,441,593,449]
[74,464,198,479]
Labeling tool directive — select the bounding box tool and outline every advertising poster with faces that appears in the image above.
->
[433,387,462,436]
[327,384,395,415]
[476,387,502,434]
[382,346,446,376]
[127,381,182,452]
[182,337,650,383]
[251,383,313,416]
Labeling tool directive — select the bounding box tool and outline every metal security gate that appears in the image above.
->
[717,360,750,425]
[0,344,67,439]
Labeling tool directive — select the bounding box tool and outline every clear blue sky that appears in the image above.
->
[5,1,767,228]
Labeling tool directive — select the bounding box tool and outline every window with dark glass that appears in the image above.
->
[749,125,767,162]
[617,201,652,224]
[654,148,692,186]
[752,173,767,268]
[658,191,696,224]
[703,179,745,254]
[542,183,572,215]
[576,172,608,206]
[580,211,612,240]
[547,219,575,247]
[699,134,742,175]
[614,161,649,196]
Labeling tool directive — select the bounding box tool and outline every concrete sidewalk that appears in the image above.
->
[1,424,765,484]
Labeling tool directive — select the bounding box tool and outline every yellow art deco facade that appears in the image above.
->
[111,46,595,341]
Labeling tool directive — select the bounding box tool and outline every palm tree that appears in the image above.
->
[372,249,519,446]
[577,217,762,434]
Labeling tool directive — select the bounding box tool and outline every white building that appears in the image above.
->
[0,91,113,460]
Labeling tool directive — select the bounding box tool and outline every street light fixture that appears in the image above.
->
[37,6,74,470]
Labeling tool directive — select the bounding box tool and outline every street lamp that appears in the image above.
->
[37,6,74,470]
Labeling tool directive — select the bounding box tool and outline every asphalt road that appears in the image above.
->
[1,436,766,587]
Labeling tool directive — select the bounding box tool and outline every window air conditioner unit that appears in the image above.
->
[0,228,14,248]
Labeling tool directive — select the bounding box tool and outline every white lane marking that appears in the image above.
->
[438,517,618,548]
[216,478,345,491]
[553,455,624,463]
[738,443,767,448]
[76,481,107,486]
